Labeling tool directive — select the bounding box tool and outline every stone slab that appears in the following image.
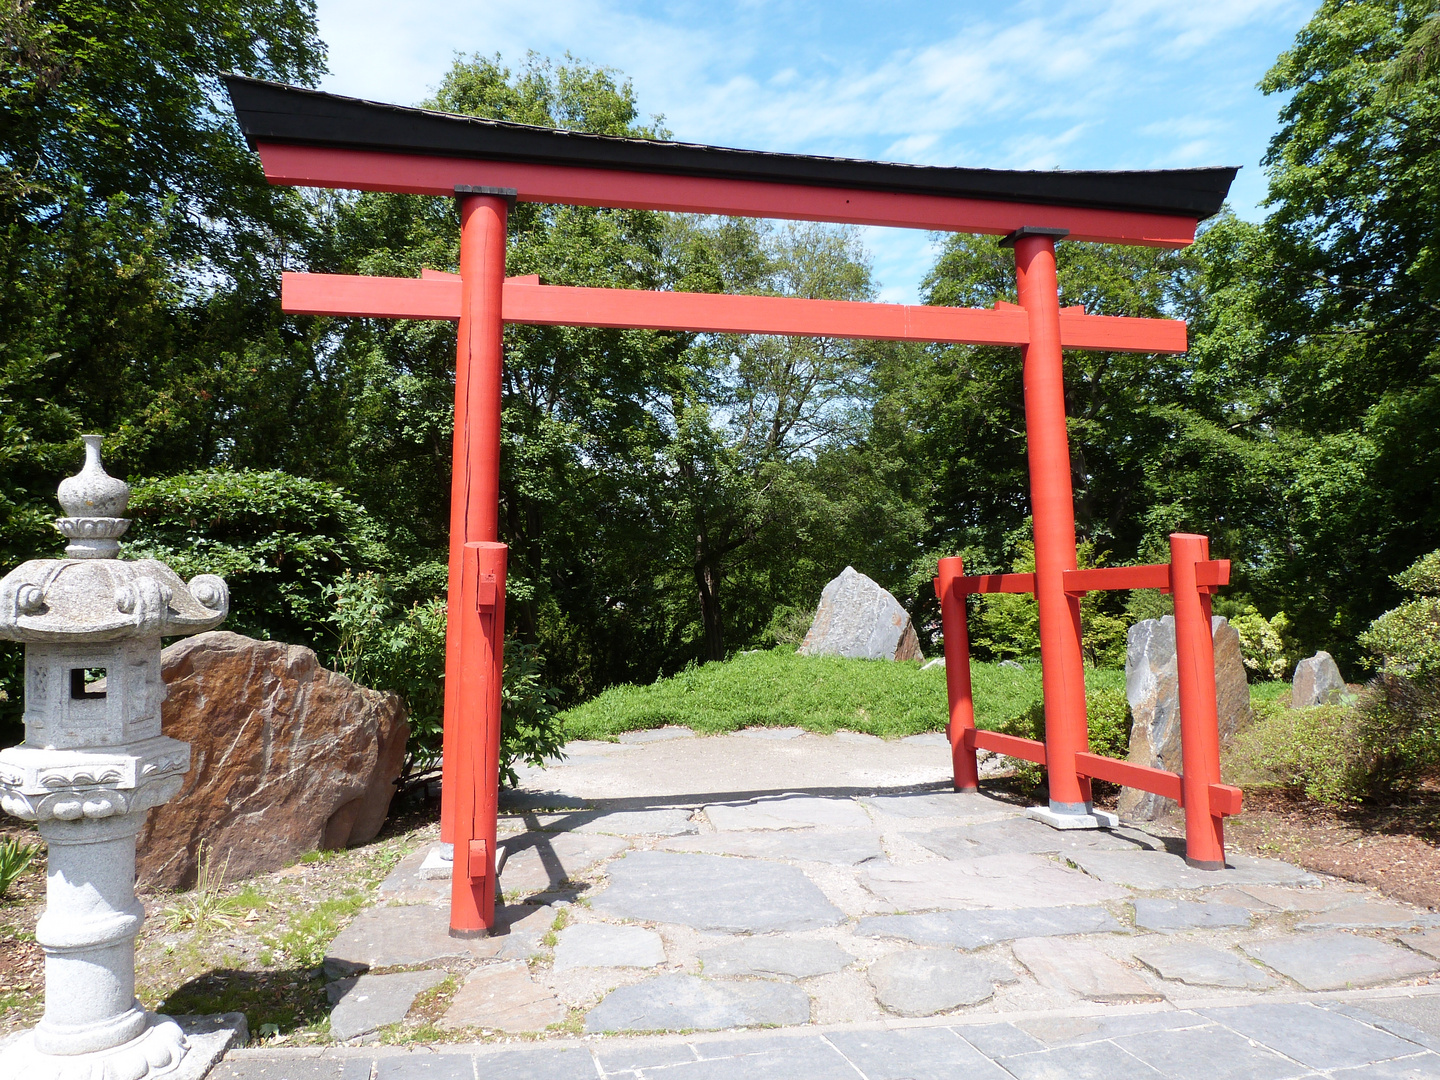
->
[498,832,629,896]
[594,851,844,932]
[698,938,853,980]
[867,949,998,1016]
[1110,1025,1298,1080]
[563,809,699,836]
[1132,898,1253,932]
[468,1046,602,1080]
[1026,805,1119,830]
[1208,1001,1426,1072]
[735,726,806,740]
[1296,902,1439,930]
[553,923,665,971]
[324,904,499,978]
[1236,884,1367,911]
[441,961,566,1032]
[906,817,1160,860]
[166,1014,250,1080]
[1011,938,1162,1003]
[583,974,811,1032]
[1133,943,1274,988]
[825,1027,1014,1080]
[857,905,1122,949]
[861,853,1129,911]
[1401,930,1440,961]
[704,795,872,831]
[860,791,1015,821]
[1243,933,1440,991]
[658,828,885,865]
[618,726,695,743]
[376,848,452,902]
[1066,849,1316,890]
[899,732,949,747]
[327,969,446,1041]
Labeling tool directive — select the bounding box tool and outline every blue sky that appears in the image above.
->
[314,0,1318,303]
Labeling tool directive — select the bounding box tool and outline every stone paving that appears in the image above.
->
[216,730,1440,1075]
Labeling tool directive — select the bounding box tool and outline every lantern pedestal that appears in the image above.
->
[0,436,229,1079]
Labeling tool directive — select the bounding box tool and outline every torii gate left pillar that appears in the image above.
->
[442,186,514,936]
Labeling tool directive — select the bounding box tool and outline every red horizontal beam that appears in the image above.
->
[1062,559,1230,595]
[257,143,1200,249]
[280,273,1187,353]
[972,729,1047,765]
[1076,752,1183,801]
[1074,752,1243,816]
[952,573,1037,596]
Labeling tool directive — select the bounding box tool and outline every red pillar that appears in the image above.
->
[1007,227,1092,815]
[450,541,508,933]
[936,557,980,791]
[441,187,512,933]
[1170,532,1226,869]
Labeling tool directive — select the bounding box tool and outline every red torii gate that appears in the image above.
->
[226,77,1242,935]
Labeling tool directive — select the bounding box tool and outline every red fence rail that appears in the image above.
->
[934,532,1241,868]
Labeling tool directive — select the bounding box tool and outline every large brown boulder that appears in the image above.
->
[1118,616,1250,821]
[137,631,408,890]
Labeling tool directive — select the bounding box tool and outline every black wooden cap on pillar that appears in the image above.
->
[998,226,1071,248]
[456,185,517,207]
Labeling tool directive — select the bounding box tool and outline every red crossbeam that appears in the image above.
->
[256,144,1200,248]
[969,729,1048,765]
[1075,753,1243,816]
[280,273,1188,353]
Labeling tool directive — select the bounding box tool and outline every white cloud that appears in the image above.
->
[311,0,1317,299]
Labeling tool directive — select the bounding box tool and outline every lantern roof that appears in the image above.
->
[0,437,227,643]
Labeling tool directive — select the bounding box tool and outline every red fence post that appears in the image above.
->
[450,541,508,935]
[1007,227,1093,820]
[1170,532,1227,869]
[441,188,512,846]
[936,557,980,792]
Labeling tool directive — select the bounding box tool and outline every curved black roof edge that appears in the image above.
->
[224,75,1237,220]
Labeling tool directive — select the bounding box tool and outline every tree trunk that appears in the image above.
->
[694,555,726,662]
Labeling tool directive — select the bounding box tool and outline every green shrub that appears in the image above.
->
[1358,549,1440,678]
[1230,605,1297,681]
[328,572,564,785]
[1224,680,1439,806]
[994,686,1132,791]
[126,469,387,649]
[0,837,39,897]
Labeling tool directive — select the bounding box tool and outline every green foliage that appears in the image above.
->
[995,685,1132,789]
[127,470,387,648]
[1359,549,1440,677]
[161,842,262,929]
[0,836,40,897]
[559,647,1125,741]
[328,572,563,784]
[266,893,368,969]
[1230,605,1298,681]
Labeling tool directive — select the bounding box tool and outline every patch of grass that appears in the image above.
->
[158,967,330,1036]
[0,837,40,898]
[559,648,1124,739]
[267,893,368,968]
[1249,680,1291,707]
[161,842,259,933]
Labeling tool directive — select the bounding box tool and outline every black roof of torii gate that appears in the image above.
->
[224,76,1237,220]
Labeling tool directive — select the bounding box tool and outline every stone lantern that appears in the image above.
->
[0,436,228,1080]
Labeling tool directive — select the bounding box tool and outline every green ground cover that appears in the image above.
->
[558,649,1126,740]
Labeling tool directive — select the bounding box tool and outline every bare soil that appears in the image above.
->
[1225,786,1440,910]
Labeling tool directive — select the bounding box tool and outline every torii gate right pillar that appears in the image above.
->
[1005,227,1110,827]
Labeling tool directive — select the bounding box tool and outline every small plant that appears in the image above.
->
[0,837,40,898]
[270,893,367,968]
[162,841,254,932]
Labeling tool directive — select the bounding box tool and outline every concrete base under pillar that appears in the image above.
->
[1026,805,1120,830]
[0,1012,246,1080]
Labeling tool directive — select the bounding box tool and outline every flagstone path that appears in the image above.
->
[214,730,1440,1077]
